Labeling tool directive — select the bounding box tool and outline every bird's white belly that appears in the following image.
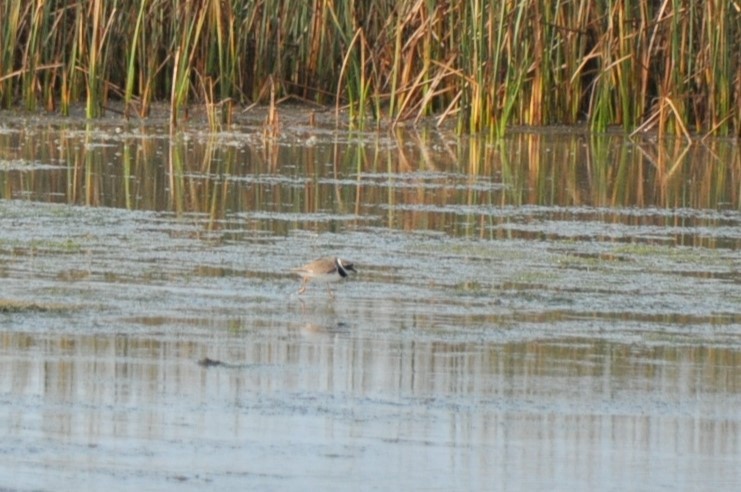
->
[302,272,341,283]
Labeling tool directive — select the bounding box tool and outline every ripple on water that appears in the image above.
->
[0,124,739,491]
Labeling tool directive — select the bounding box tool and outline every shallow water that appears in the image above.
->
[0,112,739,491]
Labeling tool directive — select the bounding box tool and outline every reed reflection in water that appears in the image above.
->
[0,124,737,246]
[0,119,739,490]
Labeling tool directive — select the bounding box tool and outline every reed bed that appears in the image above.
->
[0,0,738,136]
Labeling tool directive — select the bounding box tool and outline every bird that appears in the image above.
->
[293,257,357,295]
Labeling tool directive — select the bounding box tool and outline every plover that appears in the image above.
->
[294,257,357,295]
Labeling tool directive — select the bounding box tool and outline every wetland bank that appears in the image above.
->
[0,109,739,491]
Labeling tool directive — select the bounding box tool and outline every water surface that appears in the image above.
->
[0,112,739,491]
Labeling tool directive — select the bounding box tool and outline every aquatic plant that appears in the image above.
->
[0,0,738,136]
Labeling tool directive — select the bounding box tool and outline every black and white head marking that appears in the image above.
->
[335,257,349,278]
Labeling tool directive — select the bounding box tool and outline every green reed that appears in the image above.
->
[0,1,20,108]
[123,0,147,116]
[0,0,737,135]
[84,0,116,118]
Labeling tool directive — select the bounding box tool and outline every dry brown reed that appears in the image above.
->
[0,0,738,136]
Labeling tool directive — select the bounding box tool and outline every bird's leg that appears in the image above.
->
[298,279,307,295]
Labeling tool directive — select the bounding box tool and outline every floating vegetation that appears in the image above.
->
[0,299,73,313]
